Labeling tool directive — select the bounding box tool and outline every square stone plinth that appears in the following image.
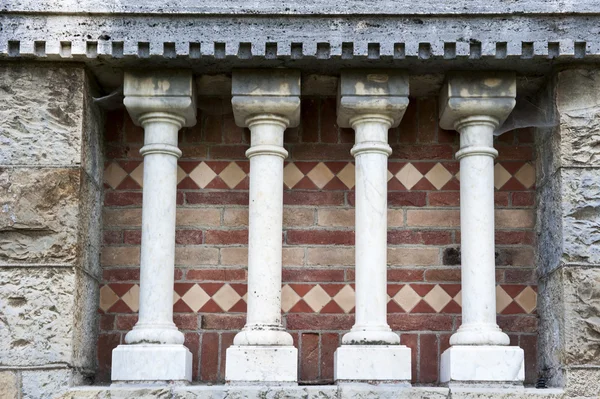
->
[226,345,298,383]
[334,345,411,382]
[440,346,524,385]
[111,344,192,382]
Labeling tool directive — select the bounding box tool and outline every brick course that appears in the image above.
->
[98,96,538,385]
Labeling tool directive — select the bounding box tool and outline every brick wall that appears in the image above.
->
[98,96,538,385]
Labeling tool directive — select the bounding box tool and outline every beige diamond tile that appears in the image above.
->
[121,285,140,312]
[455,171,460,181]
[514,286,537,313]
[189,162,217,188]
[387,170,394,182]
[173,291,181,305]
[395,163,423,190]
[425,163,453,190]
[303,285,332,312]
[333,285,355,313]
[129,163,144,187]
[496,285,512,313]
[514,163,535,189]
[181,284,210,311]
[213,284,242,311]
[337,163,355,189]
[99,285,119,312]
[177,165,187,184]
[104,162,128,189]
[307,163,335,189]
[220,162,246,189]
[494,163,511,189]
[423,284,452,312]
[393,285,421,312]
[453,291,462,307]
[281,284,301,312]
[283,163,304,189]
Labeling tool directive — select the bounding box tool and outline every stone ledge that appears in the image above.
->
[63,385,567,399]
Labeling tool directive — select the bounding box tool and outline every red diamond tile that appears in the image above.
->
[410,300,436,313]
[229,299,247,313]
[289,300,314,313]
[173,299,194,313]
[177,177,200,190]
[320,300,345,313]
[440,300,462,314]
[174,283,196,296]
[410,284,435,296]
[288,284,314,297]
[199,299,223,313]
[387,301,405,313]
[108,299,134,313]
[109,283,135,297]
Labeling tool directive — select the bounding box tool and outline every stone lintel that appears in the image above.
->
[337,69,409,128]
[439,71,516,130]
[231,69,301,127]
[123,70,196,127]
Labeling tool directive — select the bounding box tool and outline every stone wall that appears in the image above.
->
[0,63,104,398]
[99,96,538,385]
[537,68,600,397]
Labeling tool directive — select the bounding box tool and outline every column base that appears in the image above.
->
[440,346,524,385]
[111,344,192,383]
[225,345,298,383]
[334,345,411,382]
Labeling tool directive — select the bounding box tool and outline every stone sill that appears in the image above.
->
[65,385,566,398]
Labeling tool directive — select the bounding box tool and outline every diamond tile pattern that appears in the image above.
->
[104,161,534,192]
[99,283,536,315]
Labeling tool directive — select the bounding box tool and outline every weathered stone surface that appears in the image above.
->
[0,65,84,166]
[556,70,600,167]
[81,72,105,187]
[0,371,18,399]
[0,167,81,264]
[78,171,103,277]
[21,369,72,399]
[64,387,172,399]
[536,171,564,275]
[0,267,75,365]
[562,368,600,398]
[71,269,100,371]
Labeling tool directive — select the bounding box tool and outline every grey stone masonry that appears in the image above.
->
[0,64,105,398]
[536,68,600,398]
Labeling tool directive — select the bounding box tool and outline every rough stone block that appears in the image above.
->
[21,369,72,399]
[111,344,192,382]
[440,346,524,384]
[0,371,19,399]
[334,345,411,382]
[225,345,297,382]
[0,168,81,264]
[0,267,76,366]
[0,65,85,166]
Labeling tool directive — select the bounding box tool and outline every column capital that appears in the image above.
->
[231,69,301,127]
[123,70,197,127]
[337,69,409,128]
[439,71,516,131]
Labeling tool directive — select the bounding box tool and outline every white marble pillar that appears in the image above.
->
[334,70,411,382]
[225,69,300,383]
[438,72,524,385]
[112,70,196,383]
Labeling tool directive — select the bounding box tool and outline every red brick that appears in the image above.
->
[340,127,355,144]
[123,230,142,244]
[202,314,246,330]
[100,314,115,331]
[220,332,236,380]
[387,269,426,282]
[180,144,209,158]
[388,314,453,331]
[283,268,345,283]
[223,114,245,144]
[186,268,247,282]
[186,192,249,205]
[96,333,121,382]
[497,131,515,144]
[390,144,454,160]
[116,315,137,330]
[497,315,538,333]
[320,98,339,143]
[438,128,458,143]
[399,100,418,144]
[205,230,248,245]
[419,334,439,383]
[495,231,534,245]
[104,192,143,206]
[504,269,536,284]
[521,334,538,384]
[320,333,338,381]
[209,145,248,159]
[425,268,461,282]
[440,333,452,353]
[185,332,200,380]
[301,98,319,142]
[105,110,124,143]
[512,192,535,207]
[286,314,354,330]
[495,192,510,207]
[174,314,198,330]
[291,144,354,161]
[201,332,219,381]
[300,333,320,382]
[103,230,122,245]
[287,230,354,246]
[176,230,204,245]
[417,98,437,143]
[496,145,533,161]
[388,192,427,207]
[181,122,202,143]
[124,114,144,143]
[388,230,452,245]
[428,192,460,207]
[284,191,345,206]
[103,268,140,282]
[203,114,223,143]
[400,333,418,383]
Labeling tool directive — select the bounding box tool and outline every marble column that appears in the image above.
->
[225,69,300,383]
[334,70,411,382]
[438,72,524,385]
[112,70,196,383]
